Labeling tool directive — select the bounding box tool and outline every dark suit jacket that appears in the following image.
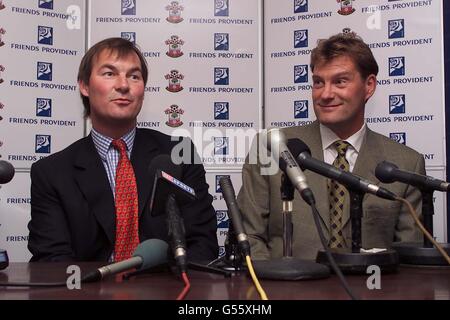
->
[28,128,219,262]
[237,122,425,260]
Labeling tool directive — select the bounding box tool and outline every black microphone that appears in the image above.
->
[83,238,169,282]
[266,128,315,205]
[219,176,251,256]
[165,193,188,272]
[290,139,397,201]
[375,160,450,192]
[148,154,196,217]
[0,160,15,184]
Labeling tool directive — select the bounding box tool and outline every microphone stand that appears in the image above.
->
[391,188,450,266]
[253,173,330,280]
[124,194,231,280]
[316,190,399,274]
[207,222,246,272]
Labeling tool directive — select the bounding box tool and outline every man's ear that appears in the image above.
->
[365,74,377,101]
[78,81,89,97]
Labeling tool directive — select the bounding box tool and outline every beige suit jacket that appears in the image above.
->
[237,122,425,260]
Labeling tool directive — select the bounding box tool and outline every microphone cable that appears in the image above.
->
[309,203,358,300]
[395,196,450,265]
[176,271,191,300]
[245,255,268,300]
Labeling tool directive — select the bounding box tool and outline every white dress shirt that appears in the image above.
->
[319,123,366,172]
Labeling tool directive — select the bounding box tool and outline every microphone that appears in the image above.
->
[0,160,15,184]
[290,139,397,201]
[166,193,188,272]
[83,238,168,282]
[375,160,450,192]
[266,128,315,205]
[148,154,196,217]
[219,176,251,256]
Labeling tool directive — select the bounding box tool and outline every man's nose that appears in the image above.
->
[320,83,334,100]
[115,75,130,92]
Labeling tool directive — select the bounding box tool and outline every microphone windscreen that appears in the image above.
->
[148,154,182,180]
[0,160,15,184]
[280,138,311,172]
[133,238,169,270]
[375,161,398,183]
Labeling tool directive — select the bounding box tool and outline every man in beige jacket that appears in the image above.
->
[237,33,424,260]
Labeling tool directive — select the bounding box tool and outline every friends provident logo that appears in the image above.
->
[36,98,52,117]
[294,65,308,83]
[389,95,406,114]
[121,32,136,44]
[35,134,51,153]
[37,61,52,81]
[38,26,53,45]
[390,132,406,145]
[214,102,229,120]
[388,19,404,39]
[294,100,308,119]
[38,0,53,10]
[214,33,229,51]
[216,210,229,228]
[165,35,184,57]
[294,29,308,48]
[214,67,229,85]
[165,70,184,92]
[164,104,184,127]
[166,1,183,23]
[215,0,229,17]
[389,57,405,76]
[294,0,307,13]
[337,0,355,15]
[214,137,229,155]
[121,0,136,15]
[215,175,230,193]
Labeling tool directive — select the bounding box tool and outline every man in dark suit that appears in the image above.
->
[237,32,425,260]
[28,38,219,262]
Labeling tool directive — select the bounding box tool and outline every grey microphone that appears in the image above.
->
[266,128,315,205]
[0,160,15,184]
[375,160,450,192]
[82,238,169,282]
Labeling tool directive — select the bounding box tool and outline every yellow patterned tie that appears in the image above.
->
[328,140,351,248]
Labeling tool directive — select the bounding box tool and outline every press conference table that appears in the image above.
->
[0,262,449,300]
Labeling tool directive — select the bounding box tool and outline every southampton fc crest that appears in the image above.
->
[165,70,184,92]
[165,35,184,58]
[337,0,355,16]
[0,28,5,47]
[165,104,184,127]
[0,65,5,84]
[166,1,184,23]
[0,1,5,10]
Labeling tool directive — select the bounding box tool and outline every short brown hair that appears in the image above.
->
[310,32,378,79]
[77,37,148,117]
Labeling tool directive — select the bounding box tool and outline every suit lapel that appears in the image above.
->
[131,129,160,218]
[288,122,330,233]
[73,136,116,244]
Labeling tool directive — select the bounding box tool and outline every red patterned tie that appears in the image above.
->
[112,139,139,261]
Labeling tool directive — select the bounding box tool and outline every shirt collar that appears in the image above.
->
[320,123,366,152]
[91,128,136,160]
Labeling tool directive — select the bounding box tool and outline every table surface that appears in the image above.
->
[0,262,450,300]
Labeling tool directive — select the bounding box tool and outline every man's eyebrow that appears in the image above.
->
[312,71,353,78]
[97,64,142,74]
